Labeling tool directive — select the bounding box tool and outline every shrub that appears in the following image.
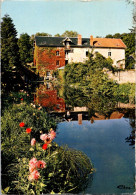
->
[1,91,33,115]
[8,143,93,194]
[115,83,135,103]
[1,103,57,190]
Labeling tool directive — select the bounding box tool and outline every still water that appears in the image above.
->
[55,117,135,194]
[35,83,135,193]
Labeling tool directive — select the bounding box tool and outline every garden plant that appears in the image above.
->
[2,101,94,194]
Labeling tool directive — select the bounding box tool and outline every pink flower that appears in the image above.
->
[44,137,51,144]
[31,138,36,146]
[40,133,48,141]
[29,157,37,167]
[29,164,36,173]
[36,160,46,169]
[48,130,56,140]
[29,157,37,173]
[28,170,40,181]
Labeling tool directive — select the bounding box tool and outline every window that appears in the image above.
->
[56,51,59,56]
[108,52,111,56]
[86,51,89,56]
[56,60,60,66]
[65,60,68,65]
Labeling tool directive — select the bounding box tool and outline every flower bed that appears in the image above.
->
[2,102,93,194]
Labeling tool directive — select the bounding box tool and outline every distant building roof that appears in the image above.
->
[35,36,126,49]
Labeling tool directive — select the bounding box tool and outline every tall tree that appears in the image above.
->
[18,33,33,65]
[122,33,135,69]
[1,14,21,91]
[1,14,19,72]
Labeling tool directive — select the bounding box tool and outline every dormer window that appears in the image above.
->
[56,51,59,56]
[62,37,72,49]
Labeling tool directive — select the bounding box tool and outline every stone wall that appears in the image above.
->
[107,70,135,84]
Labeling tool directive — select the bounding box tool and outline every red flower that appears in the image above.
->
[42,144,48,150]
[26,128,32,133]
[19,122,25,127]
[21,98,23,101]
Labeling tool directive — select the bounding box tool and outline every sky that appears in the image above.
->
[1,0,134,38]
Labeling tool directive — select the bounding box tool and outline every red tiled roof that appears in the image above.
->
[92,38,127,49]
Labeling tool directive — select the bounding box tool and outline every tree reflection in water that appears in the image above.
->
[124,110,135,148]
[34,82,135,148]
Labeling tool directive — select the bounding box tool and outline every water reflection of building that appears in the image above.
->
[91,111,124,121]
[58,110,125,125]
[34,84,65,112]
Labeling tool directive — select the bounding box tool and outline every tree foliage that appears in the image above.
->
[65,52,115,86]
[64,53,118,114]
[35,32,52,37]
[55,30,78,37]
[1,14,19,72]
[1,14,22,92]
[18,33,33,64]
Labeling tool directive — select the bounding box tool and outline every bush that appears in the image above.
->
[1,91,33,115]
[115,83,135,103]
[1,103,57,190]
[9,144,93,194]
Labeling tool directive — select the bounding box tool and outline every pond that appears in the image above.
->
[55,116,135,193]
[35,83,135,194]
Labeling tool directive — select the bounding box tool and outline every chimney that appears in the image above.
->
[90,35,93,46]
[78,34,82,45]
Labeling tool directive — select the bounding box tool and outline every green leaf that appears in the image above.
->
[40,182,46,188]
[48,173,54,177]
[50,190,55,194]
[37,151,41,156]
[29,147,34,151]
[3,186,10,193]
